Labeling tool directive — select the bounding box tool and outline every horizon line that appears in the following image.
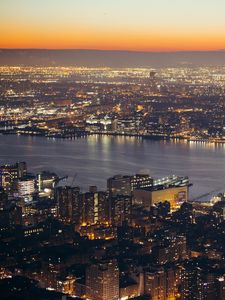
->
[1,48,225,53]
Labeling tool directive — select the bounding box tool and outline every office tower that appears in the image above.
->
[82,191,109,225]
[144,267,177,300]
[181,262,203,300]
[81,192,94,225]
[86,260,119,300]
[17,176,35,201]
[107,175,131,197]
[56,186,80,224]
[107,174,153,198]
[170,235,188,261]
[0,162,27,193]
[182,268,222,300]
[144,268,167,300]
[97,191,109,224]
[0,164,18,193]
[110,195,132,226]
[152,235,188,265]
[130,174,153,190]
[166,267,177,300]
[16,162,27,178]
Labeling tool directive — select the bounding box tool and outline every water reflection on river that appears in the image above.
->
[0,134,225,200]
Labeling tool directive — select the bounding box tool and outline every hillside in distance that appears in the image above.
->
[0,49,225,68]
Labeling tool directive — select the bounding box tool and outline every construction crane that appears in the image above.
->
[70,173,84,192]
[191,186,225,202]
[53,175,68,187]
[71,173,77,187]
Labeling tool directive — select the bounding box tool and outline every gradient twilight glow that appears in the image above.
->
[1,0,225,51]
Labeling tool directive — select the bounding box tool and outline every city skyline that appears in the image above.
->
[1,0,225,51]
[2,1,225,299]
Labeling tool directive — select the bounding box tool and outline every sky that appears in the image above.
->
[1,0,225,52]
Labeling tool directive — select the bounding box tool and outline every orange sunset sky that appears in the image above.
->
[1,0,225,52]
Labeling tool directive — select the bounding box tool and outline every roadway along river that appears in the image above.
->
[1,134,225,200]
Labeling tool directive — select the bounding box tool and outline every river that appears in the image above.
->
[0,134,225,200]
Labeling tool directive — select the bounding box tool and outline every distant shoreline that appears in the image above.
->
[1,49,225,67]
[1,130,225,145]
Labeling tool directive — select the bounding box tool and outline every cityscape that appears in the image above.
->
[1,0,225,299]
[1,161,225,300]
[1,66,225,143]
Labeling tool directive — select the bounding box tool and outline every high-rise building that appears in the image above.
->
[144,268,166,300]
[144,267,177,300]
[0,164,18,193]
[0,162,27,193]
[130,174,153,191]
[86,260,119,300]
[182,270,221,300]
[81,191,109,225]
[110,195,132,226]
[17,162,27,178]
[181,262,203,300]
[152,235,188,265]
[56,186,80,224]
[97,192,109,224]
[166,267,177,300]
[107,174,153,198]
[17,176,35,200]
[107,175,131,197]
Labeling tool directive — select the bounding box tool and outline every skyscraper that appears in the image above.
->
[81,191,109,225]
[130,174,153,191]
[56,186,81,224]
[17,176,35,201]
[0,162,27,194]
[86,260,119,300]
[144,268,166,300]
[107,174,153,198]
[107,175,131,197]
[110,195,132,226]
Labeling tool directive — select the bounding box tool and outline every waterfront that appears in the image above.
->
[0,134,225,200]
